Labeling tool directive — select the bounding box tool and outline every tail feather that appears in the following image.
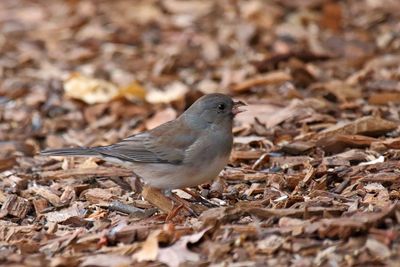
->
[40,147,99,157]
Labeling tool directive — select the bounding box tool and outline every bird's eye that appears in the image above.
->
[218,103,226,110]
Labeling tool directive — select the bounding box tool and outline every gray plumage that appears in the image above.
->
[41,93,244,190]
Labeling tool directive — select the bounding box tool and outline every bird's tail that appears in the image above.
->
[40,147,99,157]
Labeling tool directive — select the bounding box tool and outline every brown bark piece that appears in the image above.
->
[0,157,17,172]
[0,194,31,219]
[32,198,49,214]
[31,187,62,207]
[316,116,397,140]
[369,92,400,105]
[231,71,292,92]
[317,134,377,153]
[231,150,265,161]
[38,167,132,180]
[45,203,86,223]
[83,188,115,204]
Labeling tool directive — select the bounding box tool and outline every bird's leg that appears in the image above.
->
[165,203,184,222]
[171,193,199,217]
[163,189,172,197]
[182,188,219,208]
[162,189,199,217]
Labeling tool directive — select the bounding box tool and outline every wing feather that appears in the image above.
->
[94,119,200,164]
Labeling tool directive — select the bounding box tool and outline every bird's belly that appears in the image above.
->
[132,156,229,190]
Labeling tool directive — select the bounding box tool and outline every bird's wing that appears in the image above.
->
[94,119,199,164]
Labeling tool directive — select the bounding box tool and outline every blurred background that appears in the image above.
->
[1,1,400,266]
[1,0,400,150]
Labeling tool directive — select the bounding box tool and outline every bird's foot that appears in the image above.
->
[162,189,173,197]
[165,203,184,222]
[169,193,200,217]
[182,188,219,208]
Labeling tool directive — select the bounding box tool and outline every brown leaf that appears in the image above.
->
[133,229,162,262]
[157,229,208,267]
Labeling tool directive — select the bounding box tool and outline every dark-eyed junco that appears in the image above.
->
[42,93,245,192]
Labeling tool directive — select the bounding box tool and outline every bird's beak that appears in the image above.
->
[232,100,247,115]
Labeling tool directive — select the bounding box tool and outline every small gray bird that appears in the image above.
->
[41,93,245,191]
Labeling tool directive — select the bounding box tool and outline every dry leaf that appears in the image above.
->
[157,229,207,267]
[64,73,145,104]
[133,230,162,262]
[146,82,188,104]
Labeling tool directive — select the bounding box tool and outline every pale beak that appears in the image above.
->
[232,100,247,115]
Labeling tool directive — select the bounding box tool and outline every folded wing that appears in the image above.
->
[94,119,199,164]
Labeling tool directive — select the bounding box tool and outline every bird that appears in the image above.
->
[41,93,245,193]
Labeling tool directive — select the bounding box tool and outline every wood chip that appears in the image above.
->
[32,198,49,215]
[231,150,265,160]
[45,203,86,223]
[0,157,17,172]
[359,172,400,184]
[368,92,400,105]
[83,188,115,204]
[31,187,62,207]
[38,167,132,180]
[316,116,397,140]
[231,71,292,92]
[0,194,31,219]
[247,206,346,219]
